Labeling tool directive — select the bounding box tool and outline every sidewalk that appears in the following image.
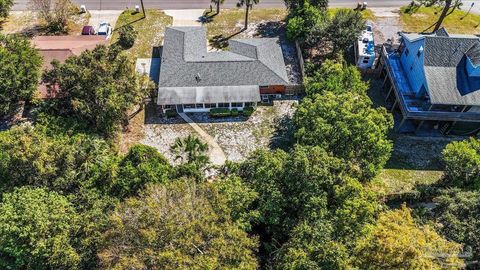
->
[178,113,227,166]
[163,9,204,26]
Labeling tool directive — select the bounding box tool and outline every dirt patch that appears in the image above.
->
[370,9,402,45]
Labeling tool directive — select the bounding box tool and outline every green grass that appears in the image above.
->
[400,6,480,34]
[370,135,456,196]
[328,8,376,21]
[111,9,173,58]
[204,8,287,42]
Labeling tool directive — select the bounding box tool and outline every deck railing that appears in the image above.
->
[381,46,480,122]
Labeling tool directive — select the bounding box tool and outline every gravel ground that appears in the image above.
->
[370,8,403,45]
[141,100,297,163]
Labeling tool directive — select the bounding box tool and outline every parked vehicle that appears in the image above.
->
[81,25,96,35]
[97,22,112,38]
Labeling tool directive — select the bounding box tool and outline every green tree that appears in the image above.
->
[237,0,260,29]
[43,45,150,136]
[118,24,137,49]
[326,9,365,54]
[212,176,260,231]
[286,2,326,41]
[112,144,172,198]
[0,34,42,116]
[433,189,480,263]
[294,91,393,180]
[284,0,328,10]
[98,180,258,269]
[0,187,81,269]
[171,135,210,181]
[0,0,13,18]
[305,59,368,95]
[355,205,464,270]
[0,125,116,194]
[442,137,480,189]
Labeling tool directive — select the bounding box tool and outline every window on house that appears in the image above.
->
[164,105,174,109]
[204,103,217,108]
[231,102,243,108]
[244,102,254,107]
[363,60,370,64]
[218,103,229,108]
[195,104,204,109]
[405,48,409,56]
[259,86,269,89]
[183,104,195,109]
[417,46,424,57]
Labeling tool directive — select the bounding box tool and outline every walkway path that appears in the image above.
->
[178,113,227,166]
[164,9,204,26]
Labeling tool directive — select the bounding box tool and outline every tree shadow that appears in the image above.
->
[269,114,295,151]
[113,11,146,32]
[210,29,246,49]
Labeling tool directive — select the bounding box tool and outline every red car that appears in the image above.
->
[81,26,96,35]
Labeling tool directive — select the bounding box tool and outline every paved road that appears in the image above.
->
[13,0,414,11]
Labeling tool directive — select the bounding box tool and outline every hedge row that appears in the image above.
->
[209,107,255,118]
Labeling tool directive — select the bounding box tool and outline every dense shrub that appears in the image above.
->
[231,108,239,116]
[209,108,231,117]
[165,109,177,118]
[118,24,137,49]
[443,137,480,190]
[243,106,255,117]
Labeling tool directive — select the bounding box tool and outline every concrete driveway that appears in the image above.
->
[164,9,204,26]
[88,10,123,30]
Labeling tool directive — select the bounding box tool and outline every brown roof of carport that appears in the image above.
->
[157,85,261,105]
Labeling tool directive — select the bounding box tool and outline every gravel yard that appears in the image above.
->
[141,100,297,163]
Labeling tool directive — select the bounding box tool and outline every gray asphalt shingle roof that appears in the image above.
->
[402,29,480,106]
[158,27,289,88]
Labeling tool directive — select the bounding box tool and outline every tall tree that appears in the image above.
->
[417,0,463,32]
[43,45,151,136]
[293,91,393,181]
[211,0,225,14]
[0,0,13,19]
[171,135,210,181]
[0,187,81,269]
[442,137,480,190]
[355,205,464,270]
[0,34,42,117]
[326,9,365,54]
[433,189,480,264]
[238,0,260,30]
[98,180,258,269]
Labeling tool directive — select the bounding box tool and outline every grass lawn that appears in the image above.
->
[400,6,480,34]
[328,8,376,21]
[1,11,89,36]
[204,8,288,43]
[111,9,172,58]
[371,135,457,196]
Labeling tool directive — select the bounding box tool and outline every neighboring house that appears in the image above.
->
[32,35,108,99]
[157,26,290,113]
[381,28,480,134]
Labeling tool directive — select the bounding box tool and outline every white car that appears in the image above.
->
[97,22,113,39]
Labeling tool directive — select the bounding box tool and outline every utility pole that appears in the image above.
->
[140,0,146,18]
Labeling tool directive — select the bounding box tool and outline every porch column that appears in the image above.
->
[396,117,407,132]
[385,85,394,102]
[391,98,398,112]
[415,120,425,134]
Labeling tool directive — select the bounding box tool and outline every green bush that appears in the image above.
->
[165,109,177,118]
[118,24,138,49]
[209,108,231,118]
[231,108,239,117]
[242,106,255,117]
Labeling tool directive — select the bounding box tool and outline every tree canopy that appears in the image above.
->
[442,137,480,190]
[0,187,81,269]
[42,45,151,136]
[98,180,258,269]
[355,205,464,270]
[0,34,42,116]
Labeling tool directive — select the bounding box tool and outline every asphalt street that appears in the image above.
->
[13,0,414,11]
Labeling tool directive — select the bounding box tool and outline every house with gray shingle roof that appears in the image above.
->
[381,28,480,135]
[157,26,290,113]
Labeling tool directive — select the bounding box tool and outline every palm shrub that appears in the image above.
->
[118,24,137,49]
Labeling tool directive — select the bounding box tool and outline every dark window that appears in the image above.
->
[231,102,243,108]
[218,103,229,108]
[363,60,369,64]
[244,102,254,107]
[259,85,269,89]
[184,104,195,109]
[405,48,409,56]
[205,103,217,108]
[195,104,204,109]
